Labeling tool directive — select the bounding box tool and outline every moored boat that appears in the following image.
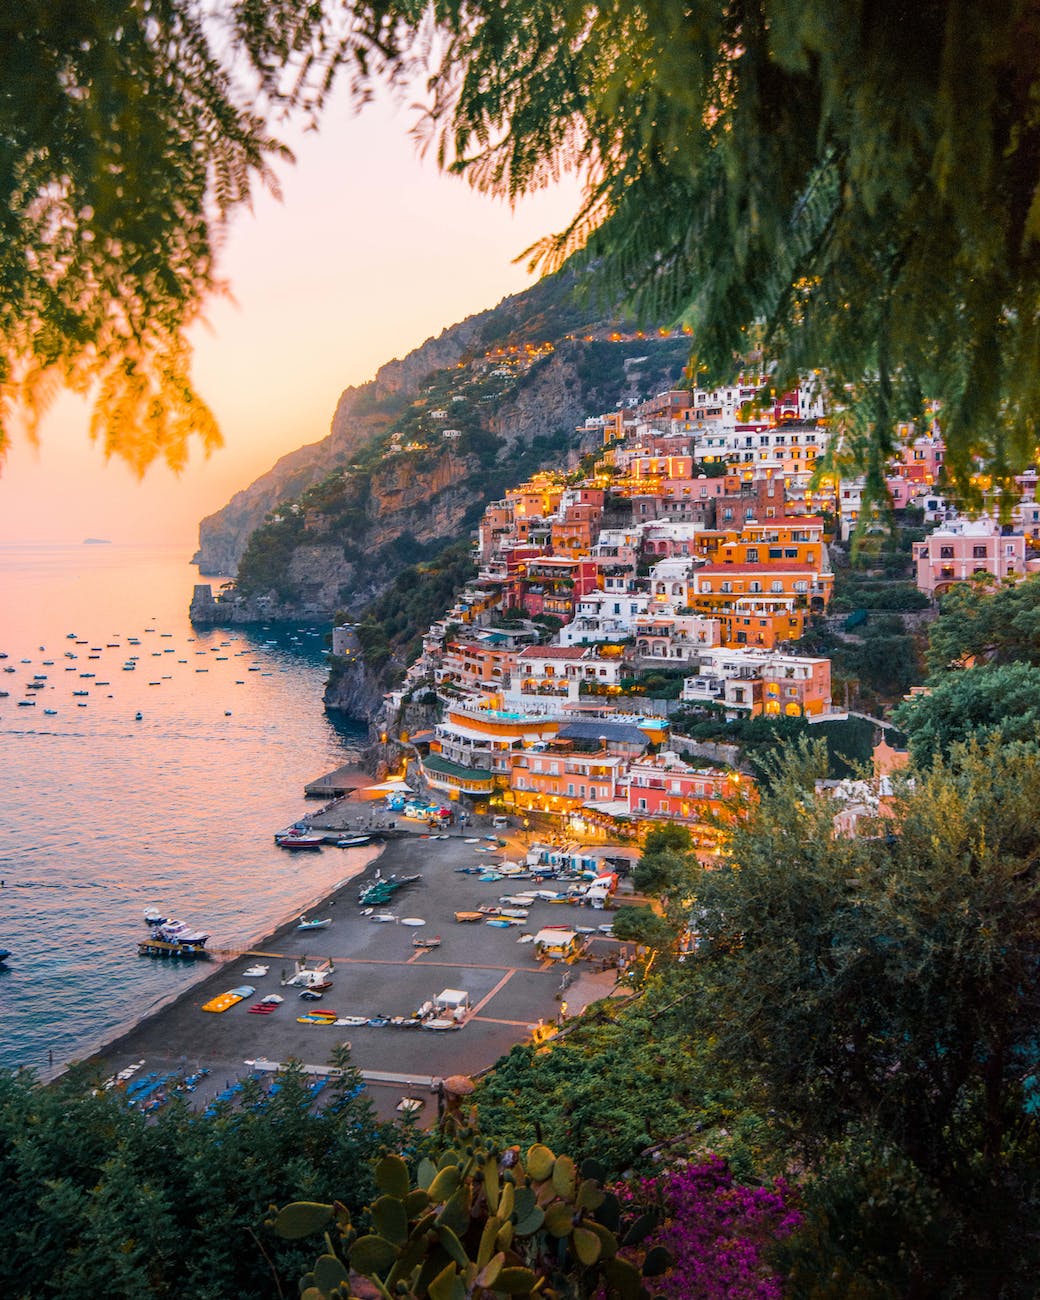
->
[297,916,332,931]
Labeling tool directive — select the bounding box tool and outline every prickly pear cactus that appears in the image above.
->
[270,1135,669,1298]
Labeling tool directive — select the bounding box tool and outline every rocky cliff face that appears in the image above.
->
[194,270,591,574]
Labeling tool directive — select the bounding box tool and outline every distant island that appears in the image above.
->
[82,538,111,545]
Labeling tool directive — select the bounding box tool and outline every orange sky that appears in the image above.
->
[0,91,581,551]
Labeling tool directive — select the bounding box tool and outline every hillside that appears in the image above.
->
[193,268,660,575]
[192,270,691,621]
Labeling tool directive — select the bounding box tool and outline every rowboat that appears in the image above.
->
[297,917,332,931]
[454,911,483,923]
[412,935,441,949]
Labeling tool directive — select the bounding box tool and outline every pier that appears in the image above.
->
[303,763,370,798]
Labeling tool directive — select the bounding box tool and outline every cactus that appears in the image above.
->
[272,1134,669,1298]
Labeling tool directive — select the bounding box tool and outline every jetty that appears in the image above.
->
[304,763,370,798]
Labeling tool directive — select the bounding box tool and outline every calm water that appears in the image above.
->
[0,544,370,1073]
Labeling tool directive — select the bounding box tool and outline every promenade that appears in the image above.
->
[84,829,624,1119]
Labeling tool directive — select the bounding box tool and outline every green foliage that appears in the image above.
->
[0,1058,389,1298]
[685,736,1040,1278]
[273,1129,675,1298]
[0,1,396,470]
[893,662,1040,764]
[925,573,1040,673]
[344,539,477,686]
[234,510,306,599]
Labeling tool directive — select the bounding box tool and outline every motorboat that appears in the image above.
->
[335,836,371,847]
[297,917,332,931]
[276,832,324,850]
[454,911,483,924]
[143,908,167,926]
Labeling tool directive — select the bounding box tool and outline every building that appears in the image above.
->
[682,647,833,717]
[912,517,1028,594]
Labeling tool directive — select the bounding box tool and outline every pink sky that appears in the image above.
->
[0,91,580,550]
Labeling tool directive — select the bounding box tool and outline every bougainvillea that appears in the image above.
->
[621,1156,800,1299]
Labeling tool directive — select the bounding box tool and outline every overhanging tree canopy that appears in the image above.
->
[7,1,1040,492]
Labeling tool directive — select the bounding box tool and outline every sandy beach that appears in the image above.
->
[80,822,624,1120]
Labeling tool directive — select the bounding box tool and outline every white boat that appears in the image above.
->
[143,908,167,926]
[297,917,332,931]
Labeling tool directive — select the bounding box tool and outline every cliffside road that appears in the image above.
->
[84,836,622,1121]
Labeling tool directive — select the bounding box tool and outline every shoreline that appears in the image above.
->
[52,841,387,1085]
[67,824,625,1119]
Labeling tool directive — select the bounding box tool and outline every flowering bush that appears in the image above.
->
[622,1156,800,1299]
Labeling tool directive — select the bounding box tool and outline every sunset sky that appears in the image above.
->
[0,90,579,551]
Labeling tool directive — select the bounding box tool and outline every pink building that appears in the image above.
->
[913,518,1027,595]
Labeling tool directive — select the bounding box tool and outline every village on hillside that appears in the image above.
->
[336,373,1040,852]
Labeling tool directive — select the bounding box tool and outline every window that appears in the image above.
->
[769,547,782,559]
[747,546,761,564]
[771,580,784,593]
[939,545,954,559]
[972,545,988,559]
[567,783,575,796]
[784,548,798,558]
[750,581,762,593]
[637,797,647,810]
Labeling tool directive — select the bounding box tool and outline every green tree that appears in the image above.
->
[417,0,1040,505]
[683,737,1040,1291]
[892,661,1040,764]
[925,573,1040,673]
[11,2,1040,500]
[0,0,394,470]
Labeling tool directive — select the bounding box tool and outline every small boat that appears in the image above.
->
[412,935,441,949]
[421,1018,460,1031]
[18,700,36,706]
[72,690,89,696]
[400,917,425,927]
[336,836,371,847]
[135,712,143,721]
[339,1015,369,1027]
[366,1016,389,1028]
[297,917,332,931]
[454,911,484,924]
[243,964,269,977]
[143,908,167,926]
[372,913,398,923]
[0,949,10,964]
[276,833,323,850]
[43,709,57,716]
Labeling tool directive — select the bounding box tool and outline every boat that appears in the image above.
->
[339,1015,369,1027]
[135,712,143,721]
[143,908,167,926]
[243,964,269,977]
[202,986,254,1013]
[18,700,36,706]
[276,834,323,850]
[72,690,89,696]
[0,949,10,964]
[454,911,484,924]
[421,1018,460,1031]
[366,1016,389,1028]
[297,917,332,931]
[335,836,371,847]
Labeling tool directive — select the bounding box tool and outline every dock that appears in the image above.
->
[304,763,370,798]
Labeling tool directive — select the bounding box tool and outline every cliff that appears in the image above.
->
[193,268,597,574]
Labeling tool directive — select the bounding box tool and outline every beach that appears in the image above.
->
[81,822,625,1120]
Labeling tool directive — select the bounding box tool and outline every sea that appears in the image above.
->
[0,543,371,1075]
